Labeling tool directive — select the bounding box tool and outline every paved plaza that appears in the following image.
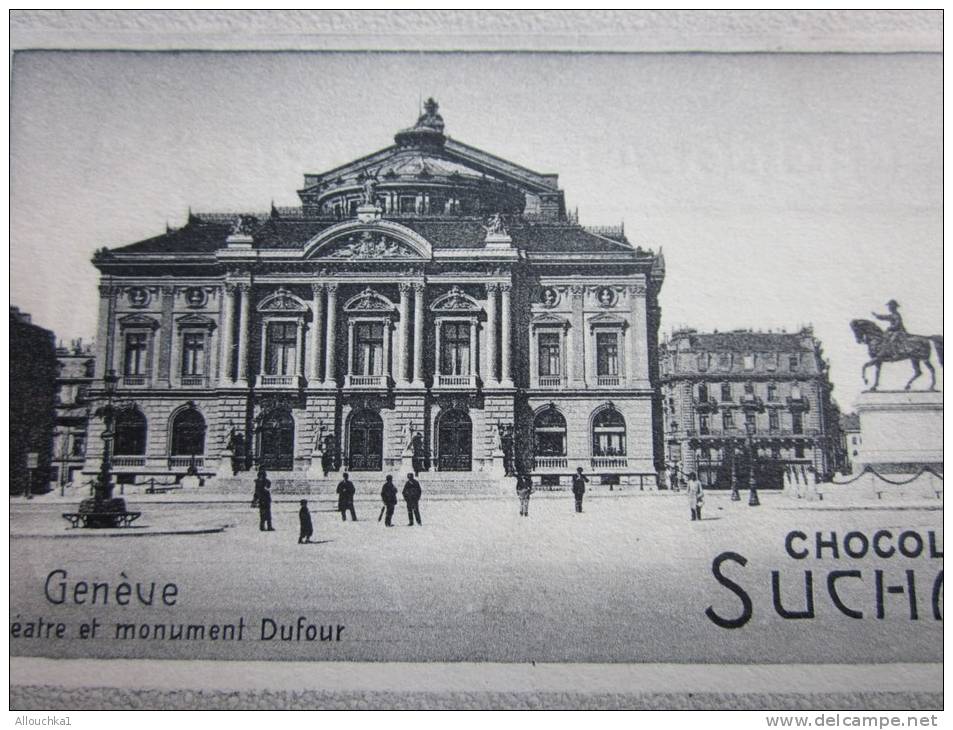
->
[10,491,942,666]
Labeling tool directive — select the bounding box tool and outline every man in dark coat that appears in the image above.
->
[501,427,515,476]
[252,466,268,508]
[402,472,422,526]
[258,481,274,532]
[298,499,314,543]
[336,472,357,521]
[321,434,335,478]
[571,466,589,513]
[411,433,426,474]
[380,475,398,527]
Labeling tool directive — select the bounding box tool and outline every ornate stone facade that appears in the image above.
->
[84,100,664,488]
[658,327,842,489]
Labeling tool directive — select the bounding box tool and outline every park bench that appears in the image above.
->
[61,511,142,529]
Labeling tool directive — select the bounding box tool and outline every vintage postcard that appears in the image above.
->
[8,10,943,711]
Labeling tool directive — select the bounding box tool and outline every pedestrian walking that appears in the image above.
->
[252,465,268,507]
[402,472,422,526]
[380,475,398,527]
[411,432,427,474]
[571,466,588,513]
[687,472,704,521]
[258,481,274,532]
[298,499,313,543]
[336,472,357,521]
[516,474,533,517]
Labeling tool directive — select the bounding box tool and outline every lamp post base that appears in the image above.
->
[748,489,760,507]
[730,487,741,501]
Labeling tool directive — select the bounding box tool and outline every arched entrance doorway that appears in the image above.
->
[348,409,383,471]
[259,408,295,471]
[437,409,471,471]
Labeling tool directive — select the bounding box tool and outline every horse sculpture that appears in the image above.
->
[850,319,943,391]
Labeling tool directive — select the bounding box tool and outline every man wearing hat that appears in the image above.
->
[872,299,906,353]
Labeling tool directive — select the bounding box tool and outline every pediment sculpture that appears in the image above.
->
[431,286,479,312]
[345,287,395,312]
[325,231,417,260]
[257,287,308,313]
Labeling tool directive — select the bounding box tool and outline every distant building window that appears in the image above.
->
[440,322,471,376]
[788,353,800,370]
[795,443,805,459]
[718,353,732,369]
[744,381,754,395]
[792,412,803,435]
[766,382,778,401]
[700,446,711,460]
[76,384,89,403]
[71,434,86,457]
[538,333,561,377]
[266,322,298,376]
[791,384,802,401]
[720,383,732,402]
[697,353,709,372]
[698,383,708,402]
[771,445,781,459]
[596,333,619,376]
[722,411,733,430]
[699,414,709,435]
[171,408,206,457]
[181,332,205,377]
[769,411,780,431]
[114,407,147,456]
[745,412,756,430]
[123,333,149,376]
[765,353,778,371]
[743,354,755,370]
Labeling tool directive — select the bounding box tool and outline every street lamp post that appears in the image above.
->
[729,442,741,501]
[745,420,760,507]
[94,369,120,504]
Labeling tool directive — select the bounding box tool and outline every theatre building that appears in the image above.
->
[84,99,665,489]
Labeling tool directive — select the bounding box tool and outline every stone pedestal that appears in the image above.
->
[307,453,325,479]
[216,450,234,479]
[487,448,506,478]
[855,390,943,473]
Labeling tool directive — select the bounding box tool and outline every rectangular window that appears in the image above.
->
[441,322,470,376]
[266,322,298,376]
[597,333,619,376]
[771,445,781,459]
[697,353,709,372]
[792,412,804,435]
[744,381,754,395]
[745,412,756,430]
[769,410,780,431]
[718,353,732,370]
[355,322,385,376]
[795,443,805,459]
[722,410,734,431]
[765,353,778,371]
[720,383,732,402]
[538,332,561,376]
[181,332,205,376]
[743,354,755,370]
[698,383,708,401]
[72,434,86,457]
[399,196,417,214]
[123,333,148,375]
[767,382,778,401]
[788,353,800,370]
[699,414,709,435]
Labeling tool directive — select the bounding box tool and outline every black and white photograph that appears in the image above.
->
[8,10,943,714]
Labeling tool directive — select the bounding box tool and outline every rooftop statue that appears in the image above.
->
[361,170,379,205]
[850,300,943,391]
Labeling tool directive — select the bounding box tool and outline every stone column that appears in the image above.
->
[156,286,175,388]
[569,285,586,387]
[411,282,425,387]
[220,284,236,384]
[324,283,338,386]
[309,283,324,385]
[485,283,499,386]
[347,320,356,377]
[468,320,478,377]
[499,283,514,387]
[295,319,304,379]
[629,282,649,387]
[235,283,251,387]
[95,284,116,380]
[397,282,412,386]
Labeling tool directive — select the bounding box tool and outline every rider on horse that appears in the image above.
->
[872,299,906,354]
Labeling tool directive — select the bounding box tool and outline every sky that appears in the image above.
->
[10,51,942,407]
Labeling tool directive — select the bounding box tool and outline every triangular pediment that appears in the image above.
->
[176,313,217,329]
[257,287,308,313]
[532,313,570,327]
[588,312,628,329]
[430,286,480,313]
[344,287,395,313]
[118,313,160,330]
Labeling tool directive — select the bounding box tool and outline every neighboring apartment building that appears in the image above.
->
[83,99,665,489]
[839,412,861,475]
[10,306,57,495]
[50,339,96,490]
[659,327,841,489]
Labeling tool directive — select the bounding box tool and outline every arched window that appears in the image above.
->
[170,408,206,456]
[592,408,626,456]
[113,407,147,456]
[533,407,567,457]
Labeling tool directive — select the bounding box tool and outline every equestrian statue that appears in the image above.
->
[850,300,943,391]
